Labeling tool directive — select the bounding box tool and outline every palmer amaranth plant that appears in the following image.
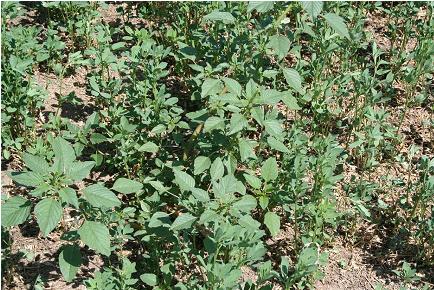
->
[1,1,433,290]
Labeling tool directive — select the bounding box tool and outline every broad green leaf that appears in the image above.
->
[194,156,211,175]
[22,153,49,175]
[239,139,256,162]
[112,178,143,194]
[239,215,261,231]
[232,195,257,212]
[349,139,364,149]
[264,119,283,137]
[226,154,238,175]
[355,202,371,219]
[10,171,43,187]
[247,1,274,13]
[210,157,224,181]
[203,11,235,24]
[78,221,111,256]
[170,213,197,231]
[68,161,95,181]
[90,133,106,144]
[283,68,302,93]
[251,106,265,126]
[204,116,225,132]
[260,89,282,105]
[59,187,79,208]
[243,173,262,189]
[83,184,121,208]
[52,137,76,170]
[324,13,350,40]
[267,136,290,153]
[267,35,291,60]
[264,212,280,237]
[1,196,31,227]
[151,124,166,134]
[261,157,278,182]
[191,188,210,202]
[140,273,157,286]
[29,183,50,197]
[259,195,270,209]
[84,111,99,131]
[148,212,171,228]
[300,1,323,19]
[199,209,219,224]
[174,169,195,192]
[228,113,248,135]
[281,93,301,110]
[222,77,242,96]
[179,42,197,61]
[138,142,159,153]
[59,245,82,282]
[34,198,62,236]
[148,180,169,193]
[245,79,258,100]
[111,42,125,50]
[201,78,222,98]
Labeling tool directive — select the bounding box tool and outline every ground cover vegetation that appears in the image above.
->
[1,1,433,289]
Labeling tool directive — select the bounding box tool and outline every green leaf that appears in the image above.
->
[355,202,371,219]
[151,124,166,134]
[300,1,323,19]
[83,184,121,208]
[59,245,82,282]
[84,111,99,131]
[324,13,350,40]
[267,136,290,153]
[194,156,211,175]
[170,213,197,231]
[173,169,195,192]
[191,188,210,202]
[67,161,95,181]
[140,273,157,286]
[52,137,76,171]
[10,171,43,187]
[1,196,31,227]
[210,157,224,181]
[148,180,169,193]
[90,133,106,144]
[78,221,111,256]
[203,11,235,24]
[239,139,257,162]
[247,1,274,13]
[111,42,126,50]
[281,93,301,110]
[34,198,62,236]
[261,157,278,182]
[264,212,280,237]
[222,77,242,96]
[112,178,143,194]
[267,35,291,60]
[232,195,257,212]
[148,212,171,228]
[283,68,303,93]
[201,78,222,98]
[59,187,79,208]
[204,116,225,132]
[243,173,262,189]
[239,215,261,231]
[22,153,49,175]
[228,113,248,135]
[264,119,283,137]
[138,141,159,153]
